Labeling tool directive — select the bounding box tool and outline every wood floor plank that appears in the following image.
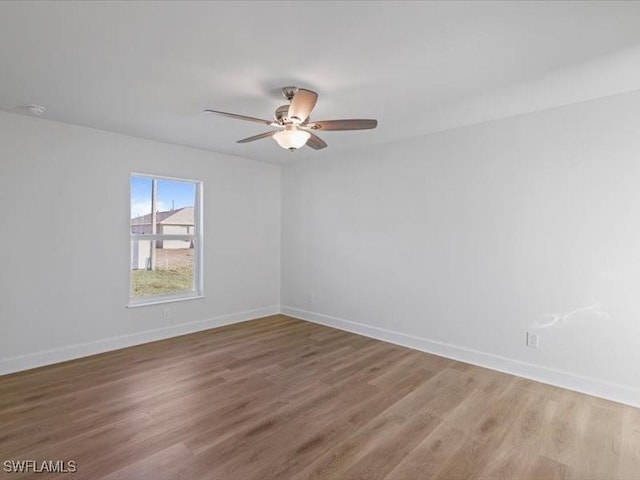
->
[336,411,442,480]
[1,314,638,480]
[476,391,557,480]
[98,442,193,480]
[384,423,465,480]
[257,368,437,480]
[618,406,640,479]
[540,389,593,468]
[575,403,623,480]
[525,455,574,480]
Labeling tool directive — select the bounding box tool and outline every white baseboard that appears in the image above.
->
[0,305,280,376]
[281,305,640,409]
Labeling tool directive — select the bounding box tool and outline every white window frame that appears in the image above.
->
[128,173,204,307]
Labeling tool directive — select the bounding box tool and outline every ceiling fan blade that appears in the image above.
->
[236,131,279,144]
[306,119,377,131]
[288,89,318,124]
[204,109,274,126]
[306,132,327,150]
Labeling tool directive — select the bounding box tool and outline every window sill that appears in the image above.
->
[127,294,205,308]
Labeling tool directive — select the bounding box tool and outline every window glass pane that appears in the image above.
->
[130,176,153,234]
[131,177,196,235]
[157,179,196,234]
[157,179,195,210]
[130,239,195,298]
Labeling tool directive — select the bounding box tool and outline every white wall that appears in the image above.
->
[3,90,640,407]
[281,89,640,406]
[0,111,280,373]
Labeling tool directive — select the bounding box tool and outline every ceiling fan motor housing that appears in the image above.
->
[274,105,290,124]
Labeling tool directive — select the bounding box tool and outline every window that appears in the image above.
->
[129,174,203,305]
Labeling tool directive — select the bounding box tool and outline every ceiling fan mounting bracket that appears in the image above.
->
[282,86,298,101]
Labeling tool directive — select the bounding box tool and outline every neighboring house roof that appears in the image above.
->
[131,206,194,226]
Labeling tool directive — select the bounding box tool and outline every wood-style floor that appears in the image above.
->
[1,315,639,480]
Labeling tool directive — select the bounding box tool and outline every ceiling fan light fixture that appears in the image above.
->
[273,126,310,150]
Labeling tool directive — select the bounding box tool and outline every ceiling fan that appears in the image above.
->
[204,86,377,151]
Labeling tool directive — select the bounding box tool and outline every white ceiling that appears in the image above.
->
[2,1,640,164]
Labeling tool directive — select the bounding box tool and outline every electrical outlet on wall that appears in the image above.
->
[163,308,170,320]
[526,331,539,349]
[308,291,314,305]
